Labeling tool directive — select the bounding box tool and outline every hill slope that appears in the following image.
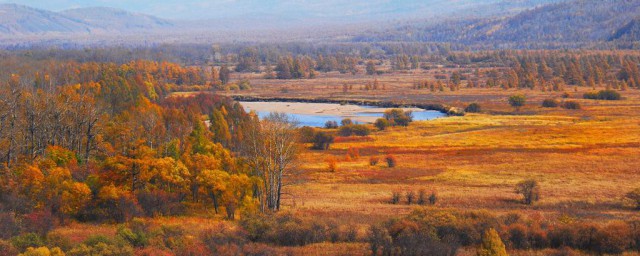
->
[354,0,640,46]
[0,4,93,35]
[0,4,173,36]
[60,7,174,31]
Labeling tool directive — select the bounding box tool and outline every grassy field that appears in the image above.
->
[287,112,640,220]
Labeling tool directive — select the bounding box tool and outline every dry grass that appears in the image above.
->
[283,87,640,225]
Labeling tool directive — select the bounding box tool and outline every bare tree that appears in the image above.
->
[515,179,540,205]
[242,112,299,211]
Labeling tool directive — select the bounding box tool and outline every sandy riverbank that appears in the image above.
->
[239,101,425,123]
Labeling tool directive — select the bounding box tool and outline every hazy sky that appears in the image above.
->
[0,0,497,20]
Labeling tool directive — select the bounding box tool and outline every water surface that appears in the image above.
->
[240,101,445,127]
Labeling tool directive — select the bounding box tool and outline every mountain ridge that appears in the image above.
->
[352,0,640,46]
[0,3,174,36]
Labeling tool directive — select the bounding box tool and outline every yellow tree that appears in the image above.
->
[42,167,91,224]
[477,228,508,256]
[149,157,190,193]
[222,174,253,219]
[197,168,229,214]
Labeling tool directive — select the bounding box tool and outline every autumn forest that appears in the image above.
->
[2,1,640,256]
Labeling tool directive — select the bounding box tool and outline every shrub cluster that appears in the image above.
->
[374,118,390,131]
[299,127,335,150]
[562,101,581,110]
[465,103,482,113]
[542,99,559,108]
[339,124,371,137]
[311,132,335,150]
[583,89,621,100]
[240,212,359,247]
[391,190,437,205]
[324,120,339,129]
[383,109,413,127]
[369,208,640,256]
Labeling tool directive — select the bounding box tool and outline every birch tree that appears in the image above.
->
[242,112,299,211]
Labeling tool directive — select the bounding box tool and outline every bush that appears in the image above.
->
[391,192,401,204]
[385,154,397,168]
[311,132,334,150]
[298,126,316,143]
[383,109,413,127]
[507,224,529,249]
[417,190,426,205]
[78,189,141,223]
[369,156,379,166]
[0,213,20,240]
[67,235,135,256]
[344,225,358,242]
[583,90,621,100]
[268,214,328,246]
[548,225,577,248]
[626,188,640,209]
[542,99,559,108]
[0,240,18,256]
[11,233,44,252]
[351,125,371,136]
[46,231,73,252]
[20,247,65,256]
[238,79,251,90]
[136,190,184,217]
[117,221,149,248]
[201,223,247,254]
[326,157,338,172]
[340,118,353,126]
[346,147,360,160]
[240,212,335,247]
[374,118,390,131]
[338,124,370,137]
[465,103,482,113]
[515,179,540,205]
[324,120,338,129]
[429,191,438,205]
[22,210,54,237]
[508,95,526,110]
[368,225,392,256]
[239,214,272,242]
[406,191,415,205]
[562,101,581,110]
[371,218,460,256]
[599,90,621,100]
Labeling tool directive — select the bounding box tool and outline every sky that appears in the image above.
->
[0,0,500,20]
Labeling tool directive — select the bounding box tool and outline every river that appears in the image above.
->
[239,101,445,127]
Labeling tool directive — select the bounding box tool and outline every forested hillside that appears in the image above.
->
[354,0,640,48]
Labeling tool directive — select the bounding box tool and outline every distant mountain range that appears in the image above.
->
[0,4,174,36]
[0,1,562,36]
[0,0,639,47]
[354,0,640,46]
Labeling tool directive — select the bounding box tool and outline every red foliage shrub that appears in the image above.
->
[22,210,54,236]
